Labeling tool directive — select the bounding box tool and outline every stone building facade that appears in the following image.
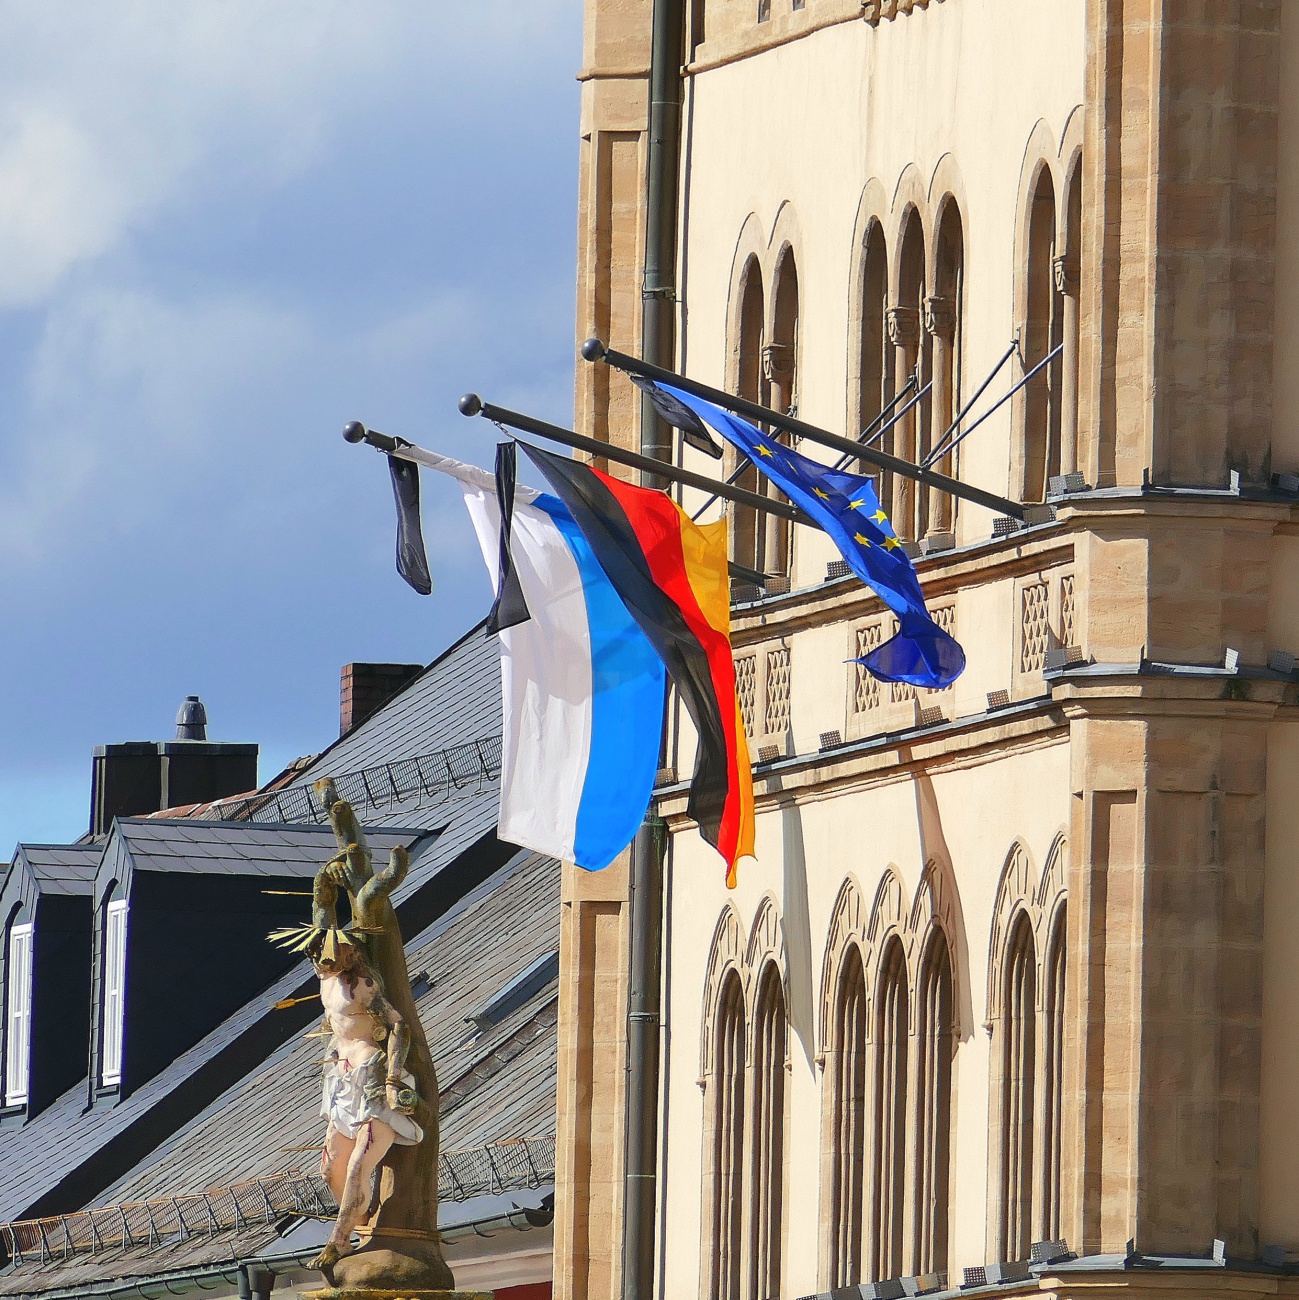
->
[555,2,1299,1299]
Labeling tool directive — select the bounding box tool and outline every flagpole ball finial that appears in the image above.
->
[580,337,606,363]
[459,393,483,417]
[342,420,367,443]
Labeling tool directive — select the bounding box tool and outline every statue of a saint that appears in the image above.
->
[271,780,456,1295]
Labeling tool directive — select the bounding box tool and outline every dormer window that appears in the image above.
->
[101,900,128,1087]
[4,922,34,1106]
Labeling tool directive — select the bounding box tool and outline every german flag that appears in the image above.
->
[522,443,755,883]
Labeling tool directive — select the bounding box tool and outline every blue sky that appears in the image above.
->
[0,2,584,853]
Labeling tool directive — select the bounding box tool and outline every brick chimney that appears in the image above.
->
[340,663,424,736]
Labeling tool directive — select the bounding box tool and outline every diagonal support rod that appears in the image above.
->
[924,338,1019,468]
[923,341,1064,468]
[833,379,933,471]
[581,337,1027,520]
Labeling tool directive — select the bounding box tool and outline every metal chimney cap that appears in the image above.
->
[175,695,208,741]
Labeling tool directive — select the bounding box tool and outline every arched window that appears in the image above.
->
[857,221,892,519]
[731,257,767,575]
[1040,906,1067,1240]
[1000,914,1037,1260]
[914,930,953,1273]
[749,963,786,1300]
[1022,167,1061,503]
[926,202,964,537]
[889,212,927,541]
[830,945,868,1287]
[872,938,909,1280]
[711,971,747,1300]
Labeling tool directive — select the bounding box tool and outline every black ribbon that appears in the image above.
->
[387,449,433,596]
[630,373,724,460]
[485,441,531,634]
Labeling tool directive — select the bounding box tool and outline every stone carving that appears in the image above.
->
[886,305,920,349]
[761,341,795,383]
[924,294,956,339]
[271,779,457,1297]
[1052,253,1079,297]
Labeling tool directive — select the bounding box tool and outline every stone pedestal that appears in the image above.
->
[302,1290,492,1300]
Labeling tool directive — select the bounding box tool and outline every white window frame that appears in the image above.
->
[4,923,34,1106]
[101,901,128,1087]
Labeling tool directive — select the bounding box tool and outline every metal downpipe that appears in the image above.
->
[624,3,683,1294]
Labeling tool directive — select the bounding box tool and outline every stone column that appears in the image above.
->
[761,342,795,580]
[1052,256,1079,477]
[924,295,956,535]
[886,307,920,538]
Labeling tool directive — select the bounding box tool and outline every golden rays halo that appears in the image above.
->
[266,922,382,962]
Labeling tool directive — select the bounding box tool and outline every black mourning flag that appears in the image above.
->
[629,374,724,459]
[387,450,433,595]
[485,440,531,634]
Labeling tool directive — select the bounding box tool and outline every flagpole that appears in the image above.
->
[455,396,812,526]
[580,336,1032,522]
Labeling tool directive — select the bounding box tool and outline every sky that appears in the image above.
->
[0,2,585,853]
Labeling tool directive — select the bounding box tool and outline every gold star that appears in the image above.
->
[872,509,889,524]
[849,497,866,510]
[757,444,775,458]
[854,533,872,547]
[813,488,830,500]
[884,536,902,550]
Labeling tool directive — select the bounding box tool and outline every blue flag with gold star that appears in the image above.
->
[655,382,965,689]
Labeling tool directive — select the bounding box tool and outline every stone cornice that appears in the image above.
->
[575,66,649,82]
[683,1,861,77]
[728,488,1299,648]
[656,677,1299,827]
[656,695,1069,822]
[730,521,1075,647]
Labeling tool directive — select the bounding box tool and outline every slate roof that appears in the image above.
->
[0,618,510,1228]
[108,818,435,878]
[298,621,499,778]
[13,847,100,896]
[0,848,559,1297]
[93,848,558,1204]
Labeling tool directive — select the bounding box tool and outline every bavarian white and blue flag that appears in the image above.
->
[650,381,966,690]
[394,442,666,872]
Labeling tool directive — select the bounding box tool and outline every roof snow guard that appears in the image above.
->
[204,734,504,825]
[440,1136,556,1201]
[0,1171,332,1266]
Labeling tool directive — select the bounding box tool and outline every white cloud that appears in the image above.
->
[0,1,579,304]
[0,0,582,856]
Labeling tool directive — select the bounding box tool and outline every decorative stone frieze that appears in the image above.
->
[863,0,938,27]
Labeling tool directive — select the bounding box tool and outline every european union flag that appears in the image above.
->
[655,382,965,690]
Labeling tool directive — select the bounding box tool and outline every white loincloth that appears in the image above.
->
[321,1058,423,1146]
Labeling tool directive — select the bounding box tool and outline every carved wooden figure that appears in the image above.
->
[288,778,456,1294]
